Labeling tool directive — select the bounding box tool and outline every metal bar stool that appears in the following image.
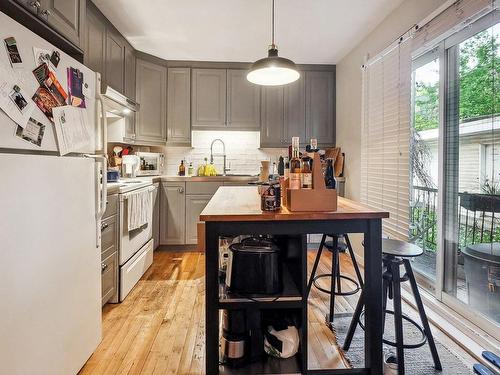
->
[343,238,442,375]
[307,234,364,323]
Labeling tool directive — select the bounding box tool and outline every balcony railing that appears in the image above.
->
[410,186,500,252]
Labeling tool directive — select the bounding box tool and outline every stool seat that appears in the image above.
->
[324,239,348,252]
[382,238,423,257]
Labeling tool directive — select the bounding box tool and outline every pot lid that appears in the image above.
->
[462,243,500,264]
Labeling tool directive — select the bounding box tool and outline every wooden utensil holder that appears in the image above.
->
[284,153,337,212]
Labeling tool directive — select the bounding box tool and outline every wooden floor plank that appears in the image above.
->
[79,249,475,375]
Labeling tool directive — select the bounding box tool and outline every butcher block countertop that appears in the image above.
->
[200,186,389,222]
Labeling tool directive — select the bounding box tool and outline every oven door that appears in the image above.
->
[118,187,154,265]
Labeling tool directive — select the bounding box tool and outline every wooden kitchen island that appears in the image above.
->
[200,186,389,375]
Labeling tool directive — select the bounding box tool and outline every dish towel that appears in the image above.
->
[127,188,152,231]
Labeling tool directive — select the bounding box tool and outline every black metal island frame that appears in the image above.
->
[200,186,389,375]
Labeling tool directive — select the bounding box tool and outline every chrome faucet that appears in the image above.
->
[210,138,230,176]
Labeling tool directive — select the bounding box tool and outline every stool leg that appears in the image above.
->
[382,277,389,334]
[345,234,364,288]
[403,259,442,371]
[335,248,342,294]
[391,261,405,375]
[343,288,364,351]
[306,234,326,298]
[328,236,339,323]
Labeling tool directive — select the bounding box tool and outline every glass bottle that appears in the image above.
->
[179,160,186,176]
[289,137,301,189]
[301,155,312,189]
[187,162,193,177]
[325,159,336,189]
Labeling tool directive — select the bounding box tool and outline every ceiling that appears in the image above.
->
[93,0,404,64]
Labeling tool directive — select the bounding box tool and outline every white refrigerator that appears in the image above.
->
[0,11,105,375]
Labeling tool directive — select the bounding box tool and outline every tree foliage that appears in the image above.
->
[413,28,500,132]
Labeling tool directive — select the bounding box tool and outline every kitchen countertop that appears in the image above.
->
[200,185,387,222]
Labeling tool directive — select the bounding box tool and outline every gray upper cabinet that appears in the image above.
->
[227,70,260,129]
[124,43,136,100]
[105,29,125,93]
[135,58,167,144]
[260,86,284,148]
[305,71,335,146]
[40,0,85,47]
[284,75,306,142]
[167,68,191,145]
[160,182,185,245]
[83,4,105,77]
[192,69,226,128]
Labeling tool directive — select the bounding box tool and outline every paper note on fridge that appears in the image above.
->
[0,79,34,128]
[53,105,90,155]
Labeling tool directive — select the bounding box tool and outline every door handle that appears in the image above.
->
[29,1,41,10]
[178,187,184,194]
[101,223,109,231]
[101,263,108,272]
[40,9,51,17]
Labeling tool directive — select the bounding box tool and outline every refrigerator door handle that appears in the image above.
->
[98,94,108,152]
[85,154,108,218]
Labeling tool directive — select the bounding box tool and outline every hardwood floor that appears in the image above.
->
[80,249,475,374]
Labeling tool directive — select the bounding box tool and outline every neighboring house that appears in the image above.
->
[417,115,500,193]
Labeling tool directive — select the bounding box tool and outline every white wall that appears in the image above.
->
[160,131,287,176]
[336,0,448,201]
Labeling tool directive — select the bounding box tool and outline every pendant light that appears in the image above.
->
[247,0,299,86]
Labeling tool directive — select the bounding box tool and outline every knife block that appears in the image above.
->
[284,153,337,212]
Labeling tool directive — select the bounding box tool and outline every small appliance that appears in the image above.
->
[226,237,282,295]
[220,309,247,368]
[121,155,140,178]
[136,152,164,176]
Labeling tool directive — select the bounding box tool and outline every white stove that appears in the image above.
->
[108,179,153,193]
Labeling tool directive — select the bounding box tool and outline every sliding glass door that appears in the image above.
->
[411,11,500,332]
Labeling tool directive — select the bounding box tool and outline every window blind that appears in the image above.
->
[412,0,494,55]
[360,39,411,240]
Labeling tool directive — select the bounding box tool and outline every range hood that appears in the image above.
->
[101,86,139,114]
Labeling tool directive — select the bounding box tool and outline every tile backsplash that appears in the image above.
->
[160,131,287,176]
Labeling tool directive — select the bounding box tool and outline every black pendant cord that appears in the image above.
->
[271,0,275,48]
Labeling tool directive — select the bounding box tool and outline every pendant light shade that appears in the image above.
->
[247,0,299,86]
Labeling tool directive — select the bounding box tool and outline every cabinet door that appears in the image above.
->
[124,43,136,100]
[135,59,167,143]
[185,194,211,245]
[40,0,84,47]
[305,71,335,146]
[191,69,226,128]
[284,74,306,142]
[227,69,260,129]
[105,28,125,93]
[260,86,284,148]
[167,68,191,145]
[152,183,160,249]
[159,182,185,245]
[83,4,105,78]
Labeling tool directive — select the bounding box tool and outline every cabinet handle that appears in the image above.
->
[178,187,184,194]
[40,9,51,16]
[29,1,41,9]
[101,223,109,231]
[101,263,108,272]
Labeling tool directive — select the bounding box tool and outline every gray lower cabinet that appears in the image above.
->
[305,71,335,146]
[101,194,118,306]
[227,69,260,129]
[84,4,105,76]
[192,69,226,128]
[185,194,212,245]
[105,28,125,93]
[167,68,191,145]
[159,182,185,245]
[260,86,284,147]
[136,58,167,144]
[40,0,85,47]
[152,182,160,249]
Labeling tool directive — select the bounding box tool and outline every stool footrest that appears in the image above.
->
[313,274,361,296]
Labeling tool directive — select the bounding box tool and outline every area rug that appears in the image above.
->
[332,313,474,374]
